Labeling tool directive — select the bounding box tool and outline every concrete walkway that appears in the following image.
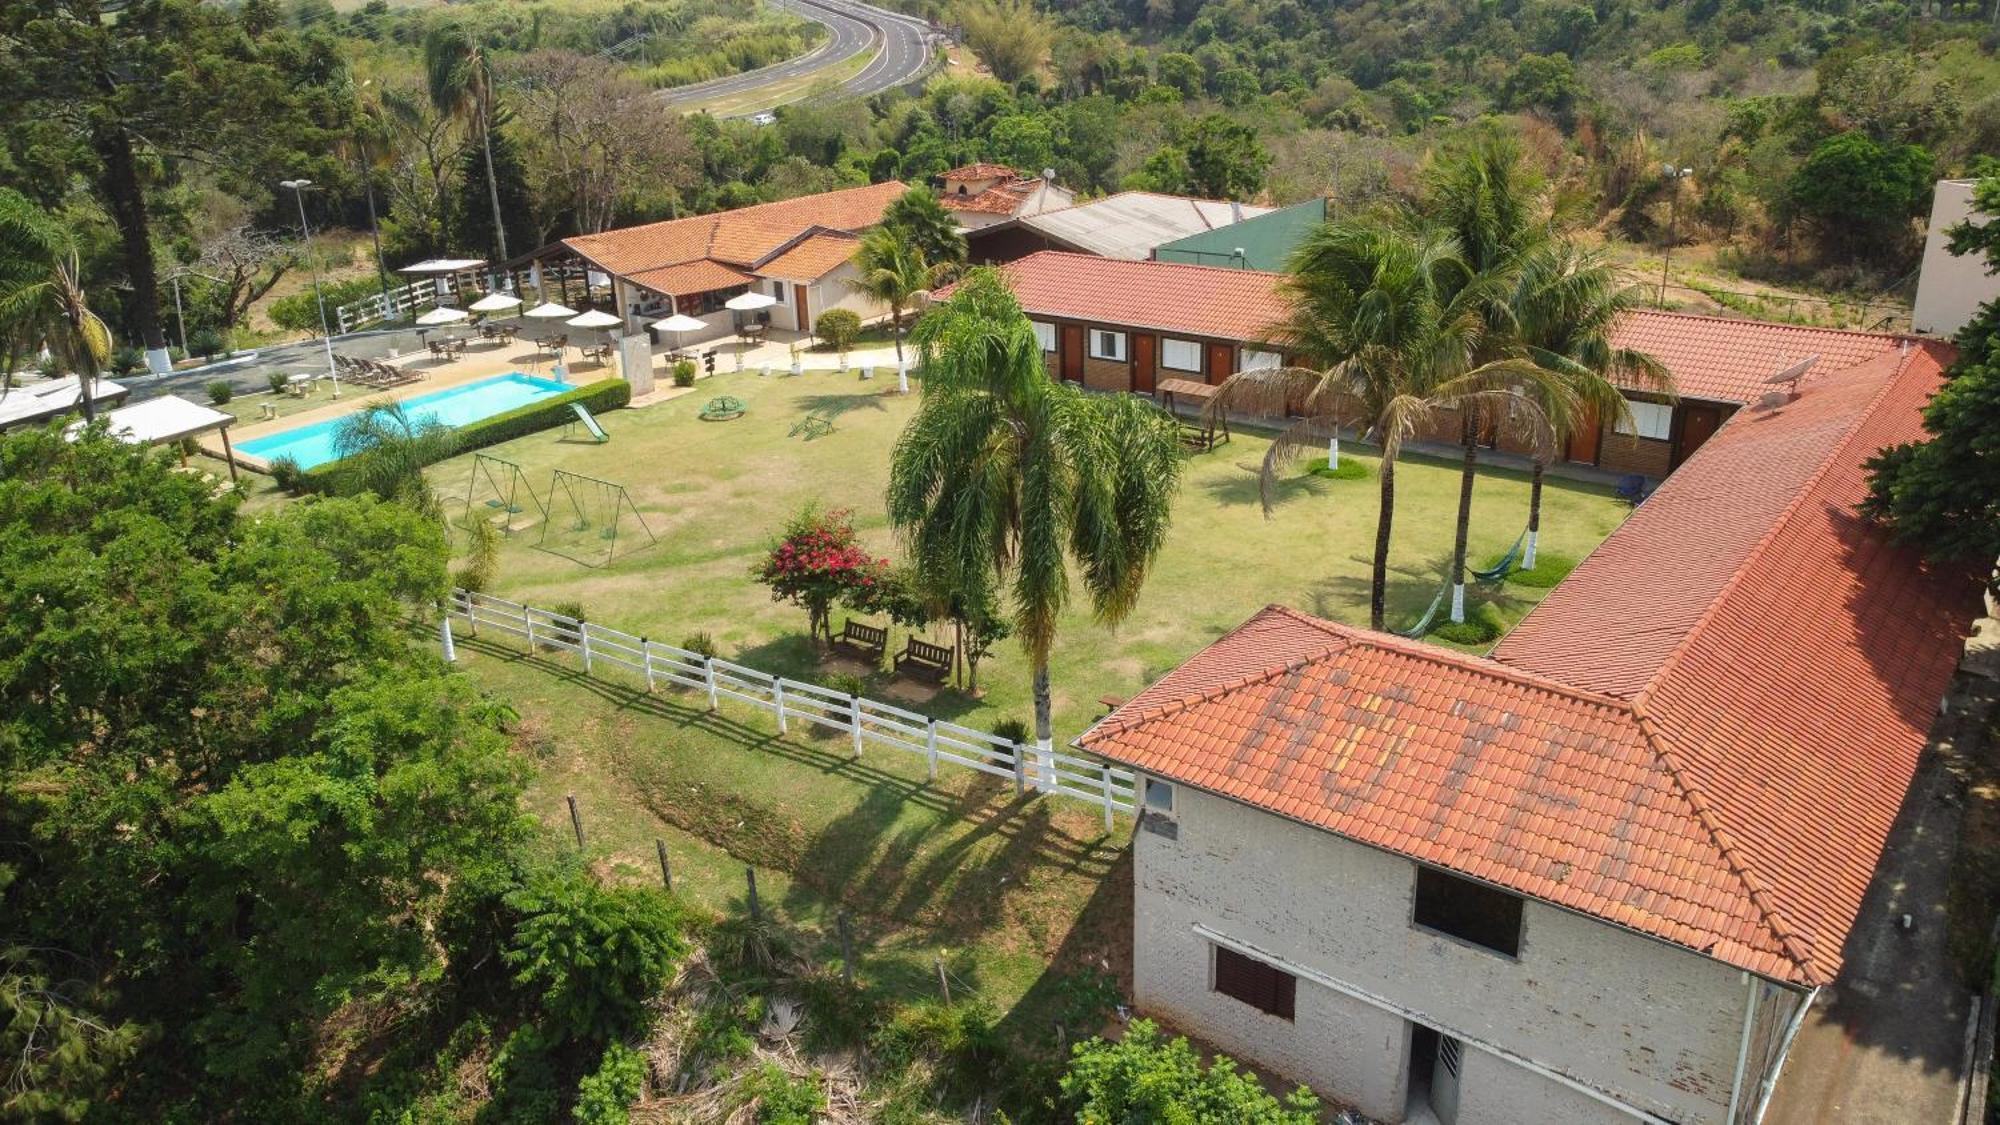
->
[1764,658,1998,1125]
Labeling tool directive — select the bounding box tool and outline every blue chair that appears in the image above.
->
[1615,474,1650,505]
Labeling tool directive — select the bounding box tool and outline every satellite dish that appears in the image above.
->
[1763,355,1820,385]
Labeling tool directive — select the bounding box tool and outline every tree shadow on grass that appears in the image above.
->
[1197,458,1329,510]
[795,391,889,422]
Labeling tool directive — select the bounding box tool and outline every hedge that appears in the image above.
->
[298,378,631,494]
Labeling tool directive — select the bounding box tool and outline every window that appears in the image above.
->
[1412,866,1523,957]
[1213,945,1295,1019]
[1031,320,1056,352]
[1613,400,1674,441]
[1089,329,1128,362]
[1241,348,1282,371]
[1162,337,1202,372]
[766,279,790,306]
[1143,777,1175,812]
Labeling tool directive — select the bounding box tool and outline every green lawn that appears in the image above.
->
[428,367,1630,738]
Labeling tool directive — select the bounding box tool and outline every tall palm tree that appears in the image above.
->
[1207,221,1566,632]
[332,401,459,521]
[881,187,968,277]
[0,190,114,418]
[850,227,944,371]
[425,25,508,263]
[1508,240,1672,569]
[1423,133,1555,622]
[888,268,1184,763]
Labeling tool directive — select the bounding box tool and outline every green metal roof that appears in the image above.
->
[1151,198,1329,272]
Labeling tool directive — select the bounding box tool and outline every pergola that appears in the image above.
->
[81,394,240,482]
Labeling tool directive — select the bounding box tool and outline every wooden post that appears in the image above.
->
[524,605,536,650]
[656,839,672,891]
[704,657,719,711]
[1013,744,1027,797]
[463,592,477,637]
[837,911,855,986]
[935,954,952,1005]
[849,694,864,758]
[216,426,240,482]
[925,720,939,782]
[745,867,762,923]
[772,678,788,734]
[440,615,457,663]
[1100,765,1116,832]
[579,621,593,674]
[566,794,585,849]
[641,638,655,691]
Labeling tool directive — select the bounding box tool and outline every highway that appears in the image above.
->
[657,0,935,114]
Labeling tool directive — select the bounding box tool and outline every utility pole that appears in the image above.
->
[1658,165,1693,307]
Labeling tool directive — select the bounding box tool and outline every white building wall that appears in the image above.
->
[808,261,889,328]
[1132,784,1805,1124]
[1913,179,1995,339]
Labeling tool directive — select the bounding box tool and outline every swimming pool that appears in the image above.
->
[239,373,572,469]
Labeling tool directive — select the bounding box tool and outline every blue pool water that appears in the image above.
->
[239,373,572,468]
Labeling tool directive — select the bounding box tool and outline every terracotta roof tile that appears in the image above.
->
[758,231,860,280]
[625,259,754,297]
[941,163,1021,180]
[1609,309,1906,405]
[1086,341,1982,986]
[562,182,904,279]
[991,251,1288,343]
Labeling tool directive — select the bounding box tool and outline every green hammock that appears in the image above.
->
[1471,528,1529,583]
[1391,582,1450,639]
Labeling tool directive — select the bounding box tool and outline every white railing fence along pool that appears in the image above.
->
[442,589,1137,828]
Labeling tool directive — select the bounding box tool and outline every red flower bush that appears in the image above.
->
[751,505,888,644]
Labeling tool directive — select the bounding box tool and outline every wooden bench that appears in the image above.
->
[833,619,887,664]
[894,637,955,684]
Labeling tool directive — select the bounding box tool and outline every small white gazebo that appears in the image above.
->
[76,394,240,481]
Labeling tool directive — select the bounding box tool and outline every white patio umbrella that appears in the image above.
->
[566,309,622,330]
[415,305,468,325]
[651,312,707,355]
[524,301,577,319]
[724,291,777,313]
[468,292,523,313]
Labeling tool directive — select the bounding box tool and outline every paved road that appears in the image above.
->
[658,0,933,115]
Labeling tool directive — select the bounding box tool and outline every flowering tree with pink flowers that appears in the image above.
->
[751,504,888,645]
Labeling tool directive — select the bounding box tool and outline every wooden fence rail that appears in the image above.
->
[444,589,1136,828]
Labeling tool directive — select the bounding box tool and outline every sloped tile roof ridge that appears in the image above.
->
[1629,344,1929,713]
[1026,249,1284,281]
[1090,609,1349,740]
[1625,307,1909,350]
[1629,709,1820,981]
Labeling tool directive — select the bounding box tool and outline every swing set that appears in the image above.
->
[536,468,658,568]
[460,453,546,536]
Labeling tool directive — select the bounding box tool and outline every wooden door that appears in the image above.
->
[1564,402,1602,464]
[1133,333,1157,394]
[1205,342,1235,385]
[1673,403,1724,469]
[793,284,810,333]
[1059,324,1085,383]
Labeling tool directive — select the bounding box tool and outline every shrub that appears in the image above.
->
[1430,601,1506,646]
[486,1024,563,1123]
[187,327,226,361]
[822,671,867,697]
[108,345,145,376]
[1308,455,1370,481]
[744,1063,825,1125]
[502,867,689,1042]
[672,358,697,387]
[454,517,500,592]
[990,717,1030,744]
[1506,552,1576,589]
[205,379,234,405]
[266,370,290,394]
[680,631,719,658]
[267,455,305,495]
[1061,1019,1319,1124]
[545,599,587,650]
[574,1042,646,1125]
[751,504,888,645]
[815,308,861,352]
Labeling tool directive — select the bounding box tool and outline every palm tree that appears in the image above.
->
[332,401,459,520]
[425,25,509,263]
[1207,220,1566,632]
[0,190,114,418]
[881,187,968,277]
[1423,133,1554,622]
[850,227,944,373]
[1508,240,1672,570]
[888,268,1184,764]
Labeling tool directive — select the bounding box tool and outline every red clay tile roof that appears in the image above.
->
[1609,309,1906,405]
[993,251,1288,343]
[562,182,905,281]
[758,231,860,280]
[1086,341,1980,985]
[941,163,1021,181]
[624,259,754,297]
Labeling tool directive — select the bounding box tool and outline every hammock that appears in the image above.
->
[1391,582,1450,639]
[1471,528,1529,583]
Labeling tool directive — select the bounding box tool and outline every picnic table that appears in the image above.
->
[285,373,315,398]
[580,342,614,364]
[478,322,518,344]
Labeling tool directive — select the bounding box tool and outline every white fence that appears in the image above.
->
[443,589,1137,828]
[334,276,466,334]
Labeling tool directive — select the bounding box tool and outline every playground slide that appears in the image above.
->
[569,403,609,443]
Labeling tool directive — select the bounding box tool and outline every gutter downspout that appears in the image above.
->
[1751,986,1822,1125]
[1725,973,1762,1124]
[1192,924,1677,1125]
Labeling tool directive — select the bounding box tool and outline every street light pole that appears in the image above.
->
[279,178,340,399]
[1658,164,1693,307]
